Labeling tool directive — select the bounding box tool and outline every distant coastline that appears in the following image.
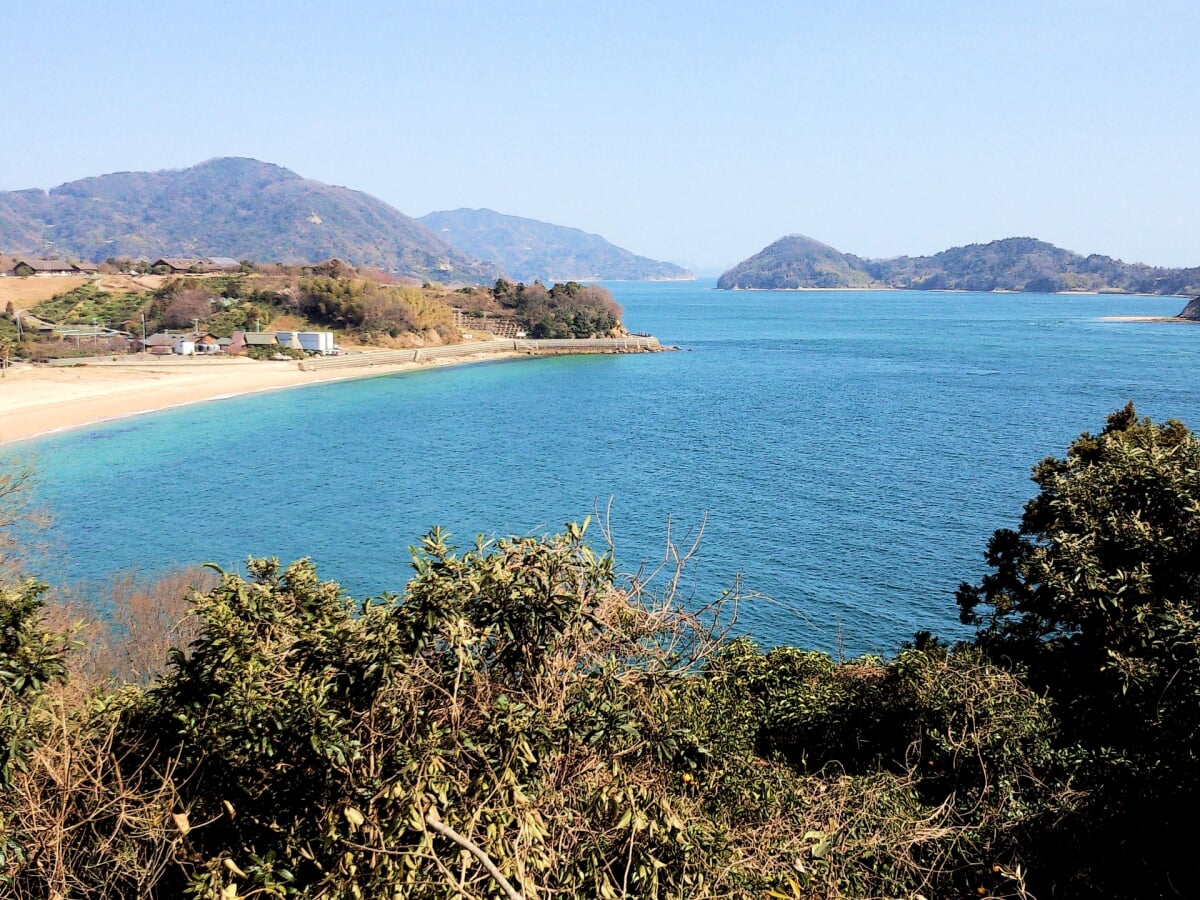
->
[718,234,1200,294]
[719,285,1192,298]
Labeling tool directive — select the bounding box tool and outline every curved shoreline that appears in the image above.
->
[0,349,523,447]
[0,338,668,447]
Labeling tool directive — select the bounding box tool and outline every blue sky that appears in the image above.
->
[3,0,1197,270]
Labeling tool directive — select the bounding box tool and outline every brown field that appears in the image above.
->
[0,276,90,307]
[0,274,173,312]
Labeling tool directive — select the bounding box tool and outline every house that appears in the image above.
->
[193,332,222,354]
[227,331,278,354]
[9,258,97,276]
[136,332,220,355]
[152,257,212,274]
[138,333,183,355]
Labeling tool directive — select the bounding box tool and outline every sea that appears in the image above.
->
[10,281,1198,656]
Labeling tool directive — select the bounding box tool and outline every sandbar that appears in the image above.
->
[0,350,522,446]
[1099,316,1200,324]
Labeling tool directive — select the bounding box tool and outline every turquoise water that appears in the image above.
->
[12,282,1199,655]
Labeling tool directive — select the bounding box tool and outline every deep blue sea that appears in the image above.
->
[9,282,1198,655]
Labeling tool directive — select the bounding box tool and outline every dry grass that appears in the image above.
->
[0,277,90,308]
[3,690,185,899]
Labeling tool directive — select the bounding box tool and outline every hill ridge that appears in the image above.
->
[419,207,692,283]
[719,234,1200,294]
[0,158,499,284]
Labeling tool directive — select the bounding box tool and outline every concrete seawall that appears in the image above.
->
[297,337,664,372]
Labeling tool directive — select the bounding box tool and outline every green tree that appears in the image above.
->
[957,403,1200,734]
[957,403,1200,896]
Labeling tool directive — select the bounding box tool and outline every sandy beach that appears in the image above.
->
[0,351,522,446]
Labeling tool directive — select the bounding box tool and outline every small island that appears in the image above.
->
[719,234,1200,295]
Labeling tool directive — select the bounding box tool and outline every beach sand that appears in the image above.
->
[0,351,521,446]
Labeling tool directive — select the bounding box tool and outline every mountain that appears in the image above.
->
[419,208,692,283]
[0,158,499,283]
[719,235,1200,295]
[716,235,875,290]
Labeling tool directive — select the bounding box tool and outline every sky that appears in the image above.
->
[2,0,1198,271]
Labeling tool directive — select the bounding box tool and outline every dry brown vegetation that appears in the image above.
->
[0,277,90,309]
[43,567,214,687]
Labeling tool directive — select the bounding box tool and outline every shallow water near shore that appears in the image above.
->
[16,282,1200,655]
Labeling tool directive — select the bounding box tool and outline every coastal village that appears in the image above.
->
[0,255,663,444]
[3,258,340,360]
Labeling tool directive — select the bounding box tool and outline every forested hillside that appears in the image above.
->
[719,234,1200,293]
[420,208,692,282]
[0,159,499,284]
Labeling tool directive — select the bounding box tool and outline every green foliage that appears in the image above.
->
[204,301,274,337]
[491,278,622,337]
[959,403,1200,895]
[116,526,694,897]
[31,283,149,329]
[0,578,68,882]
[13,402,1200,896]
[959,403,1200,739]
[0,579,69,786]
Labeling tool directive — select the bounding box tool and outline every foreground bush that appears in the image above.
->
[1,522,1059,898]
[4,404,1200,897]
[959,402,1200,895]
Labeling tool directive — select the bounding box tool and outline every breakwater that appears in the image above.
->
[298,336,663,372]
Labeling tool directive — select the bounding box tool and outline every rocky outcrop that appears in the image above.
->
[1178,297,1200,320]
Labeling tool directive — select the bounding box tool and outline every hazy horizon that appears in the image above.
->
[3,1,1197,271]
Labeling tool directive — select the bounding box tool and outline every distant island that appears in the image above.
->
[419,208,692,283]
[718,234,1200,295]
